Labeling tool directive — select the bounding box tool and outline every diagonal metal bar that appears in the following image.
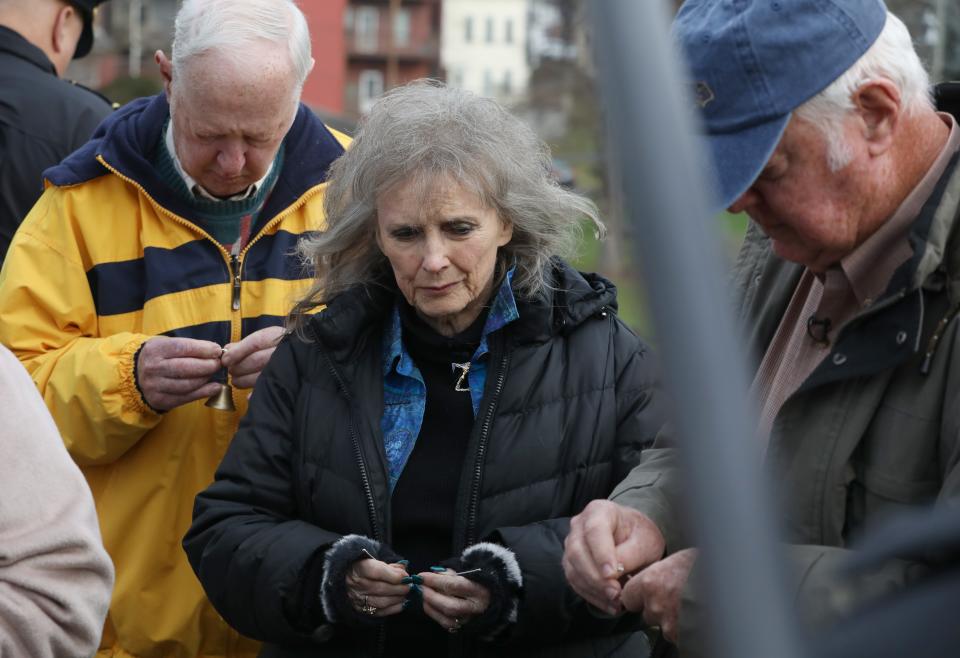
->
[588,1,805,657]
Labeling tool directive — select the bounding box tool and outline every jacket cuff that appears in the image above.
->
[446,542,523,641]
[124,337,161,416]
[610,469,683,555]
[319,534,403,627]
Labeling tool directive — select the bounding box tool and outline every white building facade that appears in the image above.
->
[441,0,530,102]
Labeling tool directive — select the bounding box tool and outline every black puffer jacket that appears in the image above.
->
[184,260,665,658]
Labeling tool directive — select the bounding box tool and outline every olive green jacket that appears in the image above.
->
[611,154,960,654]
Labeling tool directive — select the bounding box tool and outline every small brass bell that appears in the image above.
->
[205,382,236,411]
[205,346,235,411]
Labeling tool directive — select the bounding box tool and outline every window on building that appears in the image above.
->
[483,69,494,97]
[354,6,379,52]
[504,18,514,44]
[485,16,494,43]
[393,8,411,47]
[465,16,473,43]
[358,69,385,114]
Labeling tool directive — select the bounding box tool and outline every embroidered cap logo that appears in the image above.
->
[694,81,715,109]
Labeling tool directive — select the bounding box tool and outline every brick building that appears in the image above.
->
[344,0,442,116]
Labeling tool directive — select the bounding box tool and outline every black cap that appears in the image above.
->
[70,0,107,60]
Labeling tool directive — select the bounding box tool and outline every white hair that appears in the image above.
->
[171,0,311,95]
[795,11,933,172]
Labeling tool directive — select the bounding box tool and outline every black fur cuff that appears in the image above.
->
[445,542,523,640]
[319,534,403,627]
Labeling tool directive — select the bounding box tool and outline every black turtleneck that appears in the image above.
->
[384,300,488,656]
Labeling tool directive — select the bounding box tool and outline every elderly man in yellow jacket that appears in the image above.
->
[0,0,350,655]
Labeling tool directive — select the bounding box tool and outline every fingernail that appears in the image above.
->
[602,563,616,578]
[605,587,619,601]
[401,575,423,585]
[397,559,410,566]
[430,566,446,573]
[608,605,620,616]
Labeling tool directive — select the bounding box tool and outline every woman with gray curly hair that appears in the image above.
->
[185,80,666,658]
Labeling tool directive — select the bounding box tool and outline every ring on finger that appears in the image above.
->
[360,596,378,616]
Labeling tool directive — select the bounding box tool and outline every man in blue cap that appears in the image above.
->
[563,0,960,654]
[0,0,112,266]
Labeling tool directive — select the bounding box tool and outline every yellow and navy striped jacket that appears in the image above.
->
[0,93,350,658]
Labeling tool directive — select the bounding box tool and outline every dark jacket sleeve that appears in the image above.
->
[183,337,342,645]
[614,325,960,658]
[491,320,666,644]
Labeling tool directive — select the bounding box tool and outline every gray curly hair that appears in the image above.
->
[290,80,603,326]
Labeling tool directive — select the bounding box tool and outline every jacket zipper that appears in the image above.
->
[464,348,510,547]
[230,254,242,312]
[321,351,381,540]
[451,346,509,658]
[320,348,387,657]
[96,154,324,334]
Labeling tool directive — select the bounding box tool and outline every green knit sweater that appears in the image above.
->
[152,125,283,250]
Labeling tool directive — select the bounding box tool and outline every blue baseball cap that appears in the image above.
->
[674,0,888,210]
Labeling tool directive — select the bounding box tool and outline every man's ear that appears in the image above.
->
[155,50,174,97]
[852,79,901,157]
[51,4,78,58]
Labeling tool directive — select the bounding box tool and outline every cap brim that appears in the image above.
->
[73,13,94,59]
[704,112,791,212]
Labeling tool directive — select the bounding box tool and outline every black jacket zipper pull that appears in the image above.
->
[230,254,241,311]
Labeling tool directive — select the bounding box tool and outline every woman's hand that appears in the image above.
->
[419,570,492,632]
[345,559,410,618]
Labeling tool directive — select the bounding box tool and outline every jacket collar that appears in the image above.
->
[738,153,960,392]
[0,25,56,76]
[43,93,346,228]
[310,258,619,362]
[382,269,521,377]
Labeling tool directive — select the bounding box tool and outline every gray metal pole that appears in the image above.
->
[932,0,948,82]
[589,2,805,657]
[128,0,142,78]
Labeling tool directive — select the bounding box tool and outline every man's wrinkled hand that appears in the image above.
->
[136,337,223,412]
[622,547,697,644]
[562,500,666,615]
[221,326,285,389]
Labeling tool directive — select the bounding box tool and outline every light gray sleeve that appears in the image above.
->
[0,346,114,658]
